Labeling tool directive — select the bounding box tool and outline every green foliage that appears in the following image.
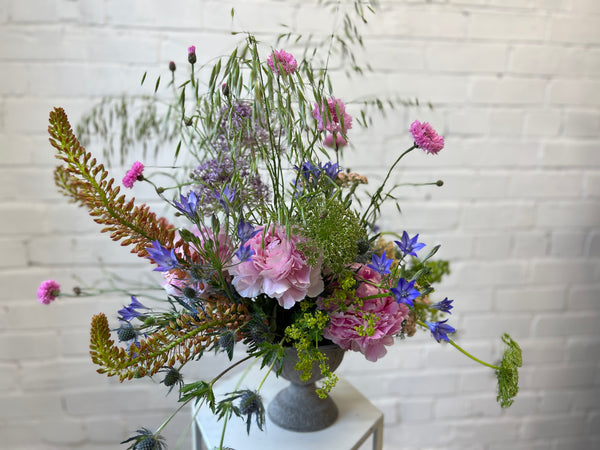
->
[298,195,367,275]
[495,334,523,408]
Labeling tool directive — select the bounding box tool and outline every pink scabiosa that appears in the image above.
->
[323,132,348,149]
[37,279,61,305]
[320,265,409,362]
[228,225,324,309]
[312,98,353,134]
[122,161,144,188]
[267,50,298,75]
[188,45,197,64]
[409,120,445,154]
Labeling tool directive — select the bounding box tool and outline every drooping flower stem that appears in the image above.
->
[447,338,499,370]
[360,145,416,227]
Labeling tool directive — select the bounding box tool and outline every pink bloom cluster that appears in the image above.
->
[122,161,144,188]
[409,120,445,155]
[321,265,409,362]
[312,98,353,148]
[229,225,324,309]
[267,50,298,75]
[37,279,60,305]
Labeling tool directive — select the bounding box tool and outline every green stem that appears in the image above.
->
[447,339,500,370]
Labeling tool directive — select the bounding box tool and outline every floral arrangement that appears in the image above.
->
[37,6,521,449]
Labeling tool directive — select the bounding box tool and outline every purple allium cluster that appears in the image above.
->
[216,101,270,151]
[191,154,269,214]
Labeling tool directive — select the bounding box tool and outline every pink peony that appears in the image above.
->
[409,120,445,154]
[229,225,324,309]
[122,161,144,188]
[267,50,298,75]
[312,98,353,134]
[37,279,61,305]
[321,265,409,362]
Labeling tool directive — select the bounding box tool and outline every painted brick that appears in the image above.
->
[495,288,566,312]
[568,285,600,310]
[542,141,600,167]
[471,77,546,105]
[521,413,588,439]
[461,202,536,229]
[468,12,546,41]
[550,16,600,44]
[532,313,600,337]
[564,110,600,137]
[427,43,507,73]
[524,109,562,137]
[512,231,549,258]
[550,79,600,106]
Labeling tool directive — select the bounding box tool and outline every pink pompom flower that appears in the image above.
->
[320,265,409,362]
[122,161,144,188]
[323,132,348,149]
[37,279,61,305]
[312,98,353,134]
[409,120,445,154]
[267,50,298,75]
[228,224,324,309]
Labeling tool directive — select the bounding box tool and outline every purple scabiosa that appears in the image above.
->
[146,240,179,272]
[187,45,196,64]
[37,279,60,305]
[390,277,420,307]
[122,161,144,188]
[267,49,298,75]
[395,231,426,257]
[432,297,454,313]
[409,120,445,155]
[173,191,199,220]
[367,250,393,275]
[424,319,456,342]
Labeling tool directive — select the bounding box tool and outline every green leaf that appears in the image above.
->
[154,75,161,94]
[140,71,147,86]
[495,334,522,408]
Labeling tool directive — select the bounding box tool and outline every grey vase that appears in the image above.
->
[267,344,345,432]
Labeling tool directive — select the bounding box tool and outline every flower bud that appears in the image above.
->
[188,45,196,64]
[169,61,176,72]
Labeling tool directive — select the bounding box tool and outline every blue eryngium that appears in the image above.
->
[146,240,179,272]
[390,278,420,307]
[425,319,456,342]
[395,231,426,257]
[173,191,199,220]
[367,250,393,275]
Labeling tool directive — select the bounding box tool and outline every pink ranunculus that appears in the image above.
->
[37,279,61,305]
[267,49,298,75]
[321,265,409,362]
[312,98,353,134]
[409,120,445,155]
[122,161,144,188]
[229,225,324,309]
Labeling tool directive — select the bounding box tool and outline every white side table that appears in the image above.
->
[191,366,383,450]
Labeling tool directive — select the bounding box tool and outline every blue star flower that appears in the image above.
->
[237,218,260,243]
[146,240,179,272]
[424,319,456,342]
[395,231,426,257]
[432,297,454,313]
[367,250,393,275]
[235,244,255,262]
[214,185,236,213]
[390,277,420,307]
[118,296,149,322]
[173,191,199,220]
[295,161,320,183]
[320,161,341,180]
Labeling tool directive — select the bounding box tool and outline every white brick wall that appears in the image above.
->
[1,0,599,449]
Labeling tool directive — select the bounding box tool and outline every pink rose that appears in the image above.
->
[321,265,409,362]
[229,225,324,309]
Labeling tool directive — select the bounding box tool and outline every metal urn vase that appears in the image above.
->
[267,344,345,432]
